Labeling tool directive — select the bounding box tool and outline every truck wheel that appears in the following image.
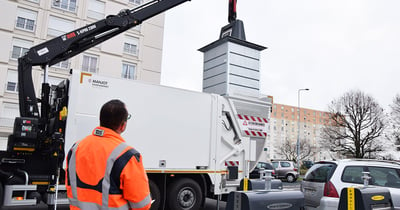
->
[286,174,296,183]
[167,178,202,210]
[149,180,160,210]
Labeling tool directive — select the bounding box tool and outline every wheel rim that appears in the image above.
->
[177,187,196,209]
[287,175,294,182]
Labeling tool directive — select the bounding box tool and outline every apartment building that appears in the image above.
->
[266,103,334,161]
[0,0,166,146]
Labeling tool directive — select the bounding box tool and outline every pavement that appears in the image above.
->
[1,178,302,210]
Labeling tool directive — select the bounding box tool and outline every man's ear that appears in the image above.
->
[116,121,127,134]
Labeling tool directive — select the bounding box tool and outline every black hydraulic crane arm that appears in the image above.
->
[228,0,237,23]
[18,0,191,118]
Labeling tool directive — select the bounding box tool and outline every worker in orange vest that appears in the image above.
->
[66,99,151,210]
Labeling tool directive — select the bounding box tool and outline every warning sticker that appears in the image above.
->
[237,114,268,137]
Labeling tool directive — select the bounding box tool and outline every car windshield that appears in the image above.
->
[304,162,336,182]
[258,162,273,170]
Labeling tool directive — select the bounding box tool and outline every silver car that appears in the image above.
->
[301,159,400,209]
[271,160,299,183]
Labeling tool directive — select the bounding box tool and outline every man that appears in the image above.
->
[66,99,151,210]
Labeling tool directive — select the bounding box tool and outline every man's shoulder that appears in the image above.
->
[123,147,141,163]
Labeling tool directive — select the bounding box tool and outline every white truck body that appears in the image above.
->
[64,70,271,196]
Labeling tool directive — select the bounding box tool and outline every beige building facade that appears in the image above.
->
[266,103,334,161]
[0,0,165,145]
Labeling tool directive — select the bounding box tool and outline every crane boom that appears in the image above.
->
[18,0,191,118]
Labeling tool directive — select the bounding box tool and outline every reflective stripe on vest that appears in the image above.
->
[68,141,129,209]
[128,194,152,209]
[69,200,129,210]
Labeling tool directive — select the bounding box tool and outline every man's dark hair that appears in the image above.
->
[100,99,128,131]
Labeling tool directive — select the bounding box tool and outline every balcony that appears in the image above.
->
[0,117,14,128]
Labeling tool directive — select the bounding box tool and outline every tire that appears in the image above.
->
[167,178,202,210]
[149,179,160,210]
[286,174,296,183]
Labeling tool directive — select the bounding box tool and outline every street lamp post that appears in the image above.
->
[297,88,309,171]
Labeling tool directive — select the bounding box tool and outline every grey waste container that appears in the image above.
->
[338,187,393,210]
[226,190,304,210]
[240,179,283,190]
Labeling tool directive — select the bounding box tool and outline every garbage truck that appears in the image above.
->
[0,0,272,209]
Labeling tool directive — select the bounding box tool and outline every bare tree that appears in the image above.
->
[321,90,385,158]
[385,95,400,155]
[390,95,400,147]
[278,140,314,163]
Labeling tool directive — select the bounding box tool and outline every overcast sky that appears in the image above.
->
[160,0,400,112]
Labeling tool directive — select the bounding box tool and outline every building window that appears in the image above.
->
[40,75,64,86]
[87,0,105,20]
[48,76,63,86]
[129,0,143,5]
[39,75,64,93]
[122,63,136,80]
[123,36,139,55]
[53,60,70,69]
[82,54,98,73]
[130,25,141,32]
[15,8,37,32]
[11,38,33,59]
[52,0,77,12]
[6,70,18,92]
[48,15,75,37]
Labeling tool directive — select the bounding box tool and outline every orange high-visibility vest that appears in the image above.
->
[66,126,151,210]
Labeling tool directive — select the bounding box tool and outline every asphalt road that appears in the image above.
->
[1,179,302,210]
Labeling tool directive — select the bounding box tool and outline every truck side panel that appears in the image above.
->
[65,70,217,169]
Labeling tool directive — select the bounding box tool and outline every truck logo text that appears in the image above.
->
[266,203,293,209]
[76,24,97,36]
[91,79,109,88]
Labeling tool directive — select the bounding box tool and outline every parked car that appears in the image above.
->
[302,160,314,169]
[301,159,400,209]
[249,162,275,179]
[271,160,299,183]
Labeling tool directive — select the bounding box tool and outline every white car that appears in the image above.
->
[301,159,400,209]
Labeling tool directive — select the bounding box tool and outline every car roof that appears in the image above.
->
[315,159,400,167]
[258,161,273,165]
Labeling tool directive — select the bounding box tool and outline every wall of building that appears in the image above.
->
[266,103,334,162]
